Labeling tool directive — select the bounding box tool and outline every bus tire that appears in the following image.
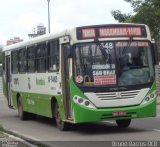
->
[55,103,69,131]
[17,98,28,120]
[116,119,131,128]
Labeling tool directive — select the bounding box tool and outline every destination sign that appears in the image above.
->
[99,27,142,37]
[82,28,96,38]
[77,25,147,39]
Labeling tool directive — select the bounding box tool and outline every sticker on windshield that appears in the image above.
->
[92,64,116,76]
[101,42,113,50]
[93,70,115,76]
[101,42,113,54]
[92,64,115,70]
[94,75,116,85]
[76,75,83,83]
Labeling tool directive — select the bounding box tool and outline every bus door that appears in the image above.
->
[5,54,13,108]
[60,36,72,120]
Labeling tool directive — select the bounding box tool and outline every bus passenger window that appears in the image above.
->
[47,40,59,71]
[11,50,19,73]
[27,46,36,73]
[36,43,47,72]
[19,48,27,73]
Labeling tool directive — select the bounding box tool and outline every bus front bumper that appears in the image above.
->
[73,99,157,123]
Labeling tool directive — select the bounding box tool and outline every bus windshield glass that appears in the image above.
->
[74,41,154,87]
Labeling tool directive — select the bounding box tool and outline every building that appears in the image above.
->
[28,24,46,38]
[6,37,23,46]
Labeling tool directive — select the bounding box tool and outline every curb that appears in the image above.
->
[1,127,49,147]
[0,131,37,147]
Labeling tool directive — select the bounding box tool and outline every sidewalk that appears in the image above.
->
[0,130,37,147]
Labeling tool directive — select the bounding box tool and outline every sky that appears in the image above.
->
[0,0,133,45]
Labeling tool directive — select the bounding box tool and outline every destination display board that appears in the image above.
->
[77,25,147,40]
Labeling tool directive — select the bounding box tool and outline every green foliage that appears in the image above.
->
[124,0,143,11]
[111,0,160,40]
[111,10,131,22]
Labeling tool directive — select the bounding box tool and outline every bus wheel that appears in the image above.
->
[116,119,131,128]
[17,98,28,120]
[55,103,69,131]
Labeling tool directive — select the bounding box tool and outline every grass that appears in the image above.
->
[0,125,10,136]
[0,125,8,138]
[0,131,7,138]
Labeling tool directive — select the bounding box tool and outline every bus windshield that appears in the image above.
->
[74,41,154,87]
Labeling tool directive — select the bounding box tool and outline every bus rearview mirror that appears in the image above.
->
[65,45,72,58]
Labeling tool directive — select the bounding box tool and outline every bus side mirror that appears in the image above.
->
[151,40,159,65]
[65,45,72,58]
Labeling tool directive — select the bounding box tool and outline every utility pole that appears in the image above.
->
[47,0,51,33]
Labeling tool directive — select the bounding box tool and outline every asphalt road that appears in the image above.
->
[0,78,160,147]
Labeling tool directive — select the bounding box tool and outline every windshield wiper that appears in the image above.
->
[94,38,109,60]
[94,38,112,70]
[122,37,133,56]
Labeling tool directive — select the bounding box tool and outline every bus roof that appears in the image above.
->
[3,23,149,52]
[3,29,70,52]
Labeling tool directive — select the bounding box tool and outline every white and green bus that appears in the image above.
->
[2,23,158,130]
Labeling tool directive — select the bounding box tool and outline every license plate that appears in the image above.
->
[112,111,127,116]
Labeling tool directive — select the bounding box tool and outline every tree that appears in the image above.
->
[111,10,131,22]
[111,0,160,40]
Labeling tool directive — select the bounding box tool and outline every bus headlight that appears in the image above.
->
[73,95,96,109]
[141,91,158,105]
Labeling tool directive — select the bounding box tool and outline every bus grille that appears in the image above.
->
[84,88,149,108]
[95,90,140,101]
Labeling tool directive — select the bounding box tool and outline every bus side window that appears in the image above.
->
[36,43,47,73]
[11,50,19,74]
[27,46,36,73]
[47,40,59,71]
[19,48,27,73]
